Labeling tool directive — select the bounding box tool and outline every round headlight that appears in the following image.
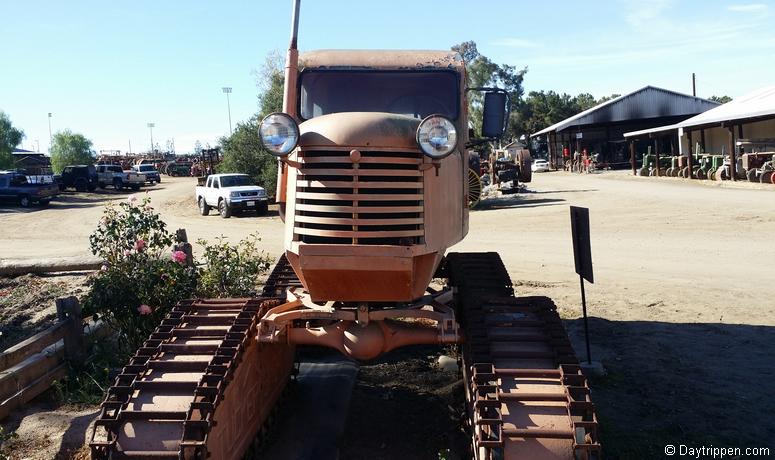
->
[259,113,299,156]
[416,115,457,159]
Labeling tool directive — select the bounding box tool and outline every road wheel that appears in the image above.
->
[87,182,97,192]
[760,171,773,183]
[747,169,758,182]
[113,179,124,191]
[98,182,106,189]
[696,169,706,180]
[19,195,31,207]
[771,172,775,185]
[75,178,88,192]
[219,200,231,218]
[39,199,51,206]
[199,197,210,216]
[467,168,482,209]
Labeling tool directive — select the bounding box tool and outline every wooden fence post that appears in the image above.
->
[55,296,85,367]
[175,228,194,266]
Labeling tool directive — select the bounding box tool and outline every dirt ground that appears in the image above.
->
[2,172,775,459]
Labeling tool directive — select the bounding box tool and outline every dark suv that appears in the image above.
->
[57,165,98,192]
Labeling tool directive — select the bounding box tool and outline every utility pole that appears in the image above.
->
[129,139,132,154]
[692,73,696,97]
[147,123,155,153]
[47,113,53,151]
[222,87,233,135]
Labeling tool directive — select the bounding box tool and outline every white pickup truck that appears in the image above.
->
[96,164,145,191]
[195,173,268,218]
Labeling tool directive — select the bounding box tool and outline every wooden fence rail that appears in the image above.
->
[0,296,103,421]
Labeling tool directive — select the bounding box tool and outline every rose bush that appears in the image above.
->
[196,234,272,298]
[83,196,197,352]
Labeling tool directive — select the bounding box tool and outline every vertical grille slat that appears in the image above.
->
[294,150,425,245]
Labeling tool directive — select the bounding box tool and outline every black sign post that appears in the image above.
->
[570,206,594,364]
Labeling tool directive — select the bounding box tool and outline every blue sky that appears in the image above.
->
[2,0,773,153]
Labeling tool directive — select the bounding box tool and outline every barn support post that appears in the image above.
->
[654,136,660,177]
[728,125,736,181]
[630,140,636,175]
[687,130,693,179]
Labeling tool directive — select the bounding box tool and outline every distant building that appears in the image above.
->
[12,149,52,175]
[531,86,719,169]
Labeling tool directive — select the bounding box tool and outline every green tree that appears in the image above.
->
[709,95,732,104]
[451,41,527,143]
[0,111,25,169]
[50,130,95,173]
[218,54,284,194]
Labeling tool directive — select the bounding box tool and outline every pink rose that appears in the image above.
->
[124,249,132,257]
[137,304,153,315]
[171,250,187,264]
[100,264,108,271]
[128,195,137,203]
[134,239,146,252]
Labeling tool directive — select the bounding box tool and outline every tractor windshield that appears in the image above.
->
[299,70,458,120]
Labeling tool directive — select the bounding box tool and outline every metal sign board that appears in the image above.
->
[570,206,594,283]
[575,132,583,139]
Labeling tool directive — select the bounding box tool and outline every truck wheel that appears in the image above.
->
[19,195,31,208]
[39,199,51,206]
[87,182,97,192]
[258,202,269,215]
[747,169,758,182]
[98,182,106,189]
[199,197,210,216]
[113,179,124,191]
[218,200,231,218]
[58,184,66,191]
[760,171,773,184]
[75,178,88,192]
[132,184,141,191]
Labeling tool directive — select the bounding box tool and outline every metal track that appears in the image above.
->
[90,255,302,460]
[446,252,601,460]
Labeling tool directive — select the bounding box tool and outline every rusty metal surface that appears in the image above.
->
[299,49,464,71]
[447,252,601,460]
[89,256,303,460]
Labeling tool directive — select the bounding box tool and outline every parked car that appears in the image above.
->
[131,164,161,184]
[0,171,59,207]
[96,164,144,191]
[195,173,268,218]
[56,165,98,192]
[531,159,550,173]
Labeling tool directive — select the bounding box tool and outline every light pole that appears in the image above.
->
[147,123,155,153]
[47,113,52,151]
[222,87,233,135]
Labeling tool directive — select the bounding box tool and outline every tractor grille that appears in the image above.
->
[294,150,424,245]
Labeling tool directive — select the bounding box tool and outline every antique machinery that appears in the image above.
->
[90,1,600,459]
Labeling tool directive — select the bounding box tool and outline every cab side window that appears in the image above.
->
[213,178,220,189]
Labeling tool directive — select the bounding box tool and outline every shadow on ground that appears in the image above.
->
[474,195,566,211]
[564,318,775,459]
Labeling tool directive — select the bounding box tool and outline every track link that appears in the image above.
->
[447,252,601,460]
[90,255,301,460]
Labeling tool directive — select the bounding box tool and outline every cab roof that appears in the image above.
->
[299,50,464,71]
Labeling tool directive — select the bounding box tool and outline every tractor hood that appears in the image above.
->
[298,112,421,150]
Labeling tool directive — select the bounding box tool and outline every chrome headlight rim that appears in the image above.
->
[415,114,458,159]
[259,112,300,157]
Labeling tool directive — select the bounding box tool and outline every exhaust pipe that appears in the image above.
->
[282,0,301,119]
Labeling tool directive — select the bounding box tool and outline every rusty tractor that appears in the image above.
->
[89,2,600,459]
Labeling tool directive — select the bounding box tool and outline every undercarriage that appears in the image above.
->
[90,253,600,459]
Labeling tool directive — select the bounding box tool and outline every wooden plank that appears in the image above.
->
[0,363,68,421]
[0,342,65,402]
[0,321,67,372]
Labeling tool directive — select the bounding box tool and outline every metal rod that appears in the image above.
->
[580,275,591,364]
[692,72,696,97]
[289,0,301,49]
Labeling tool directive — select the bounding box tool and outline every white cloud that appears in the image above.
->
[727,3,768,12]
[491,38,541,49]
